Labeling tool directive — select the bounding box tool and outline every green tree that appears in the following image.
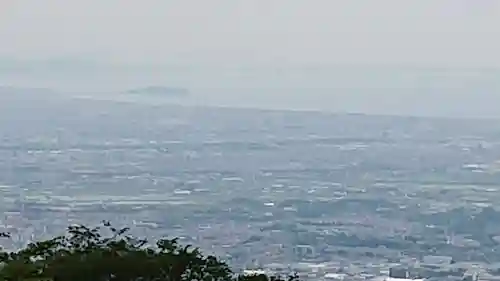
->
[0,222,298,281]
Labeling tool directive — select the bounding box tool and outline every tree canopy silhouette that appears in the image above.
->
[0,221,298,281]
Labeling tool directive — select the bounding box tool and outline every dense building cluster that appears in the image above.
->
[2,91,500,280]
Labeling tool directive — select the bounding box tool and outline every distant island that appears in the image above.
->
[124,86,189,97]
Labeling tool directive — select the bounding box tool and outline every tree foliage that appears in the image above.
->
[0,222,297,281]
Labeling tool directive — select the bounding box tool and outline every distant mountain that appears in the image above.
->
[124,86,189,97]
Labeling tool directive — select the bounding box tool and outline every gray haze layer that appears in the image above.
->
[1,0,500,118]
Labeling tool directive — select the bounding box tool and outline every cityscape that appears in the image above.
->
[2,90,500,280]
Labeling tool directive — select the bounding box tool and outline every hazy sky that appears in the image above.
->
[1,0,500,67]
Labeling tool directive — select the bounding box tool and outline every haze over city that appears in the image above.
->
[2,2,500,280]
[1,0,500,117]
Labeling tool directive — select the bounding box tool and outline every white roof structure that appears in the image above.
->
[242,269,267,276]
[324,273,346,280]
